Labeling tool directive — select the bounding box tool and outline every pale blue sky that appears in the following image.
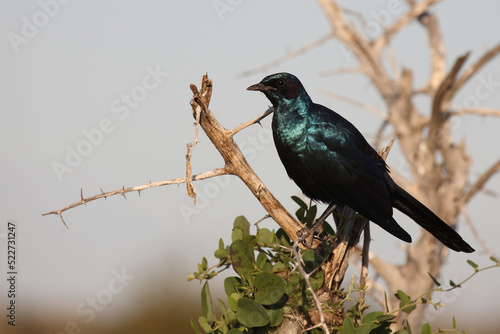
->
[1,0,500,331]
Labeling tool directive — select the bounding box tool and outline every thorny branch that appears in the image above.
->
[292,241,331,334]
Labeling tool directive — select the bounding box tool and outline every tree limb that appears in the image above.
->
[237,33,334,78]
[448,42,500,99]
[462,159,500,205]
[42,168,229,226]
[372,0,441,56]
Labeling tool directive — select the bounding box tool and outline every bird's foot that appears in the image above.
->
[297,220,326,248]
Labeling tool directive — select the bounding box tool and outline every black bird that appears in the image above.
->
[247,72,474,253]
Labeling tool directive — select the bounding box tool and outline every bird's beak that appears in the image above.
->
[247,82,270,92]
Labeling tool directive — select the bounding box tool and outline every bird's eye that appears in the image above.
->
[277,79,285,87]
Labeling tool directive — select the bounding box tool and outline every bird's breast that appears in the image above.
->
[272,109,308,152]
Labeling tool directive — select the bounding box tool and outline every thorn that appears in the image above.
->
[59,212,69,230]
[100,187,104,194]
[80,188,86,205]
[137,190,141,197]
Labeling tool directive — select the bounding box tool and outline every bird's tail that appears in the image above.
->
[391,183,474,253]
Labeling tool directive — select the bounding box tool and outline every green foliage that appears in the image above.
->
[189,202,500,333]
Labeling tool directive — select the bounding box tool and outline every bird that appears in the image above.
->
[247,72,474,253]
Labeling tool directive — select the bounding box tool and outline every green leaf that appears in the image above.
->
[343,316,355,334]
[384,291,390,313]
[466,259,478,269]
[232,228,244,241]
[219,238,224,249]
[267,307,284,327]
[309,271,325,291]
[198,316,211,333]
[291,195,308,209]
[276,228,291,247]
[236,298,270,327]
[405,319,412,334]
[256,228,274,247]
[361,311,384,323]
[234,216,250,236]
[376,314,397,322]
[356,323,375,334]
[421,297,427,304]
[453,316,457,329]
[224,276,242,295]
[214,248,229,259]
[420,323,431,334]
[190,318,201,334]
[397,290,410,304]
[304,204,317,225]
[428,272,441,286]
[256,252,268,270]
[490,256,499,264]
[254,272,286,305]
[449,280,457,287]
[218,298,227,317]
[228,294,239,312]
[230,239,255,279]
[201,282,215,322]
[295,207,306,222]
[226,329,243,334]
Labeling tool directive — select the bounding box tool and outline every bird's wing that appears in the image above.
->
[300,104,393,220]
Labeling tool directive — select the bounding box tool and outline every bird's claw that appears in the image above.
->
[297,221,326,248]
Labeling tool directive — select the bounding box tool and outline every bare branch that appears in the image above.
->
[228,107,274,136]
[42,168,229,224]
[186,143,196,204]
[418,9,446,95]
[449,43,500,98]
[378,134,398,160]
[358,224,370,307]
[372,0,441,55]
[461,207,497,257]
[319,67,361,77]
[451,108,500,117]
[428,52,470,151]
[292,241,331,334]
[462,159,500,205]
[237,33,334,78]
[318,88,389,120]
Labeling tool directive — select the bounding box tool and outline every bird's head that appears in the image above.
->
[247,73,310,108]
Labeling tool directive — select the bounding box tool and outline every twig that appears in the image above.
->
[460,207,497,257]
[292,241,331,334]
[318,89,388,120]
[228,107,274,136]
[451,108,500,117]
[319,67,361,77]
[418,6,446,96]
[237,33,334,78]
[462,159,500,204]
[42,168,229,225]
[372,0,441,55]
[378,134,398,160]
[428,52,470,151]
[186,143,197,204]
[358,224,370,308]
[449,43,500,98]
[186,83,205,205]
